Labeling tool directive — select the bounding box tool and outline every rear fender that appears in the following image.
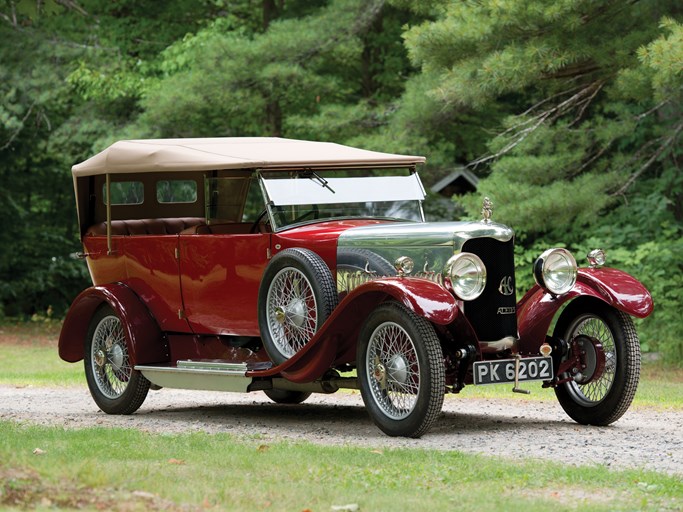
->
[249,278,458,383]
[58,283,168,365]
[517,267,653,353]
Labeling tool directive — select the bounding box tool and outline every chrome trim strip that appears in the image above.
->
[177,360,248,372]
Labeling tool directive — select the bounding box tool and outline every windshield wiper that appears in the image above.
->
[303,170,335,194]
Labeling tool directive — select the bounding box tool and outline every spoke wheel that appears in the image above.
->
[554,299,640,425]
[358,302,444,438]
[258,248,337,365]
[84,305,150,414]
[266,267,317,357]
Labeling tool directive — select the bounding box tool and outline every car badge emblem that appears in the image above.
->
[482,197,493,224]
[498,275,514,296]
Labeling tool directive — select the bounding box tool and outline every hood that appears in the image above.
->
[338,221,514,252]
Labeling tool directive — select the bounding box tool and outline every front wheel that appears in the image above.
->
[357,302,445,438]
[553,300,640,425]
[84,305,150,414]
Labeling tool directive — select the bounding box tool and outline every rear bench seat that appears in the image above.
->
[86,217,205,236]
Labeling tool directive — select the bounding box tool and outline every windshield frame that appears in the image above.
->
[257,169,426,232]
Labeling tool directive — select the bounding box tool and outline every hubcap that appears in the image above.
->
[573,335,605,384]
[109,343,125,371]
[266,267,318,358]
[387,354,409,384]
[90,315,131,399]
[564,315,615,406]
[366,321,420,420]
[285,298,306,327]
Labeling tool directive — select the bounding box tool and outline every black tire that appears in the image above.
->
[83,305,150,414]
[554,299,640,426]
[357,302,445,438]
[258,248,338,365]
[337,248,396,294]
[263,389,312,404]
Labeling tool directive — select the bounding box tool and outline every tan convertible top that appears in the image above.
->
[72,137,425,176]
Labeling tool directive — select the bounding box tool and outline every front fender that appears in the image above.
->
[517,267,653,353]
[249,278,458,383]
[58,283,168,365]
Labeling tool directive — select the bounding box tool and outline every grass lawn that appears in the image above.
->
[1,320,682,511]
[1,421,681,512]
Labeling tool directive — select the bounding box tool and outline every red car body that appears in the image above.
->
[58,138,653,438]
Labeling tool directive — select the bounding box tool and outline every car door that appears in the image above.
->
[122,234,191,333]
[179,229,270,336]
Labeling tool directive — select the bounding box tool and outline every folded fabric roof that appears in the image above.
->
[72,137,426,176]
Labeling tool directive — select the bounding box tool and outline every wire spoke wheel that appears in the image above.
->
[554,300,640,426]
[266,268,318,357]
[358,302,444,438]
[84,305,150,415]
[258,248,337,365]
[366,322,420,419]
[90,315,132,399]
[565,316,616,405]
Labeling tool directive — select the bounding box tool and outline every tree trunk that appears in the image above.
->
[263,0,283,136]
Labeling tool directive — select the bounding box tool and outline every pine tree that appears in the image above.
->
[395,0,682,235]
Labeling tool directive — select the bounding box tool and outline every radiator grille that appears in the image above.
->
[462,237,518,342]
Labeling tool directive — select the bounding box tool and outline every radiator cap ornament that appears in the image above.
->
[482,197,493,224]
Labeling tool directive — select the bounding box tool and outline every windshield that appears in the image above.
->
[260,170,425,231]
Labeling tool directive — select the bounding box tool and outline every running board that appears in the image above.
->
[135,360,252,392]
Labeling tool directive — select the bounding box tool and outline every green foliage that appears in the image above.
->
[0,11,90,318]
[509,168,683,363]
[134,0,413,140]
[398,0,683,363]
[1,0,681,364]
[637,17,683,103]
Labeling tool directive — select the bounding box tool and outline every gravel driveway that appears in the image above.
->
[2,385,681,475]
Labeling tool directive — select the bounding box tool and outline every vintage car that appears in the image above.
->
[58,137,653,438]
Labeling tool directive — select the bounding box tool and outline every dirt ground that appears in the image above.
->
[2,384,681,476]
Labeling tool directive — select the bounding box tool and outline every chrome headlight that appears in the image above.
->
[533,248,577,295]
[445,253,486,301]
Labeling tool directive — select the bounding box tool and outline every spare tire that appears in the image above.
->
[337,248,396,293]
[258,248,338,365]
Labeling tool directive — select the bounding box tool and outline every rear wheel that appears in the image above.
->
[357,302,444,438]
[554,300,640,425]
[84,305,150,414]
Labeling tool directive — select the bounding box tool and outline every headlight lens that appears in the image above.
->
[445,253,487,301]
[533,248,577,295]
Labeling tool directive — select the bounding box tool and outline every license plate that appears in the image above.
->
[473,356,553,385]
